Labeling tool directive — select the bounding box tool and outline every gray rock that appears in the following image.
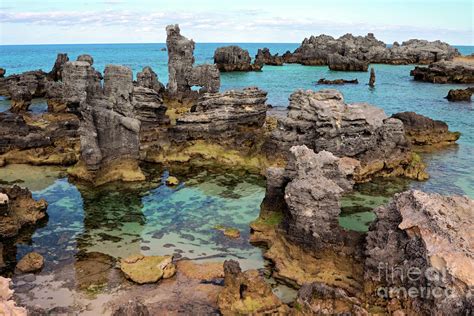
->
[446,87,473,101]
[411,60,474,83]
[0,70,47,98]
[166,24,220,95]
[188,64,220,93]
[77,54,94,65]
[48,53,69,81]
[214,46,263,72]
[255,48,283,66]
[328,53,368,71]
[132,86,169,124]
[8,84,32,112]
[369,67,375,87]
[365,190,474,315]
[136,66,165,93]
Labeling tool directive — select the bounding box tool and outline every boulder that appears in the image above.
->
[255,48,284,66]
[0,186,48,238]
[8,84,32,113]
[76,54,94,65]
[392,112,460,146]
[217,260,287,315]
[365,190,474,315]
[166,24,220,95]
[267,89,427,181]
[446,87,474,101]
[328,53,368,71]
[410,60,474,83]
[120,254,176,284]
[16,252,44,273]
[214,46,263,72]
[48,53,69,81]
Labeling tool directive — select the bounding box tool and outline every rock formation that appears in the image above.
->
[214,46,263,72]
[365,190,473,315]
[0,186,48,238]
[0,277,27,316]
[47,53,69,81]
[171,87,267,142]
[283,33,459,66]
[136,66,165,93]
[369,67,375,87]
[16,252,44,273]
[112,301,150,316]
[410,60,474,83]
[0,68,5,77]
[317,78,358,85]
[0,70,47,98]
[166,24,220,95]
[217,260,287,315]
[392,112,460,146]
[8,84,32,112]
[255,48,284,66]
[328,53,368,71]
[65,62,145,185]
[76,54,94,65]
[120,254,176,284]
[267,89,427,181]
[446,87,474,101]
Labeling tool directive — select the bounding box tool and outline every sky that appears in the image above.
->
[0,0,473,45]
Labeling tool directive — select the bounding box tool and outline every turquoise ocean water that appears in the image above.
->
[0,44,472,306]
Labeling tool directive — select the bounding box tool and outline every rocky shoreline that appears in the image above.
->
[0,24,472,315]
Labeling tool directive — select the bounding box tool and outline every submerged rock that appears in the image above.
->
[217,260,288,315]
[392,111,460,146]
[410,60,474,83]
[446,87,474,101]
[0,186,48,238]
[365,190,474,315]
[166,24,220,95]
[0,276,27,316]
[255,48,284,66]
[176,260,224,281]
[16,252,44,273]
[165,176,179,186]
[317,78,358,84]
[214,46,263,72]
[267,89,427,181]
[120,254,176,284]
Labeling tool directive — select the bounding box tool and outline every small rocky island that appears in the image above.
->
[0,24,472,315]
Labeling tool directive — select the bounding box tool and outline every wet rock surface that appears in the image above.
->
[267,89,427,181]
[283,33,459,66]
[217,260,287,315]
[120,254,176,284]
[317,78,358,85]
[166,24,220,95]
[392,111,460,146]
[446,87,474,101]
[214,46,263,72]
[365,190,474,315]
[410,60,474,83]
[0,185,47,238]
[112,300,150,316]
[16,252,44,273]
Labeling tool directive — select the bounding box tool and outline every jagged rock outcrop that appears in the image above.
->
[295,282,368,315]
[136,66,165,93]
[283,33,459,66]
[369,67,375,87]
[132,86,169,124]
[0,70,47,98]
[328,53,368,71]
[0,68,5,77]
[47,53,69,81]
[446,87,473,101]
[217,260,287,315]
[365,190,474,315]
[0,185,48,238]
[66,63,145,185]
[166,24,220,95]
[0,277,27,315]
[8,84,32,112]
[410,60,474,83]
[0,112,79,166]
[214,46,263,72]
[171,87,267,141]
[267,89,427,181]
[255,48,284,66]
[45,81,66,112]
[317,78,358,85]
[392,112,460,146]
[76,54,94,65]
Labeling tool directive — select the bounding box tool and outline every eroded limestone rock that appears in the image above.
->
[446,87,474,101]
[411,60,474,83]
[48,53,69,81]
[120,254,176,284]
[365,190,474,315]
[328,53,368,71]
[255,48,284,66]
[16,252,44,273]
[8,85,32,113]
[214,46,263,72]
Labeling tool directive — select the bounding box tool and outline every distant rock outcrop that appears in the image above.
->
[214,46,263,72]
[365,190,474,315]
[369,67,375,87]
[392,111,460,146]
[328,53,368,71]
[317,78,358,85]
[255,48,284,66]
[266,89,427,181]
[446,87,473,101]
[166,24,220,95]
[410,60,474,83]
